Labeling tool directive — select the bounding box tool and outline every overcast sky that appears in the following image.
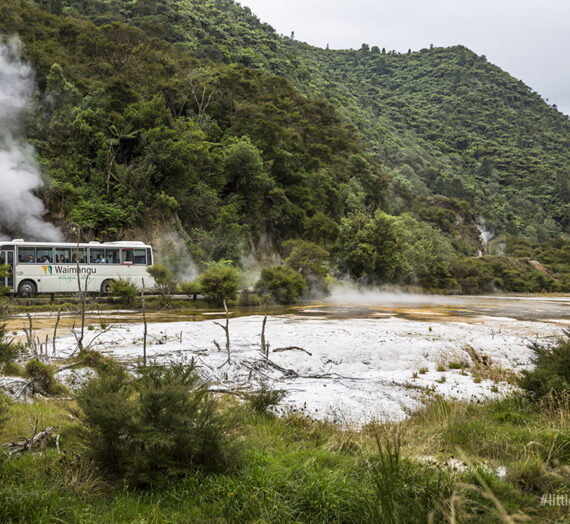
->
[239,0,570,116]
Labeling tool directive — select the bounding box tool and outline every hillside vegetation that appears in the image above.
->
[0,0,568,293]
[60,0,570,239]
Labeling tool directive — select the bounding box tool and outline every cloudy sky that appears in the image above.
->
[240,0,570,116]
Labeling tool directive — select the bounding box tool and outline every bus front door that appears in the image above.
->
[0,250,14,291]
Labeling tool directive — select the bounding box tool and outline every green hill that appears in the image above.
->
[59,0,570,240]
[0,0,568,292]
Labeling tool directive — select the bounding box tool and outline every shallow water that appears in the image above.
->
[7,293,570,331]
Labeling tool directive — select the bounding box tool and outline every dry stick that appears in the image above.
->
[52,310,61,357]
[44,334,48,360]
[260,315,268,365]
[273,346,313,356]
[24,313,36,357]
[28,417,38,453]
[262,358,299,377]
[207,388,248,398]
[75,239,85,352]
[3,426,55,456]
[142,278,147,367]
[213,300,231,365]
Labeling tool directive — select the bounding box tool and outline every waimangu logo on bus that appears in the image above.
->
[41,265,97,276]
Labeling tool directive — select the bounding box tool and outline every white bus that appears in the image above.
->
[0,239,155,297]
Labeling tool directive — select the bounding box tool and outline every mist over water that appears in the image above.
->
[0,36,62,242]
[325,281,451,306]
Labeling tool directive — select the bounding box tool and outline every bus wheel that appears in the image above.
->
[18,280,37,298]
[100,279,114,296]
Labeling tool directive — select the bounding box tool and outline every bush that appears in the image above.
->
[0,391,9,430]
[147,264,177,307]
[77,350,127,378]
[178,280,201,299]
[1,361,25,377]
[0,324,26,364]
[255,266,306,304]
[110,278,139,308]
[519,332,570,400]
[246,382,287,414]
[198,261,240,305]
[0,300,25,365]
[75,362,236,486]
[238,291,270,306]
[24,359,66,395]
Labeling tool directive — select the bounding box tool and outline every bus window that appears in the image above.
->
[146,248,153,266]
[90,248,105,264]
[105,248,119,264]
[121,249,134,264]
[37,248,53,263]
[134,249,146,265]
[18,248,35,263]
[72,248,86,264]
[55,248,71,264]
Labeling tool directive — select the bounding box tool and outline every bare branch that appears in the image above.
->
[273,346,312,356]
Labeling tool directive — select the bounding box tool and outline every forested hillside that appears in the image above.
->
[58,0,570,240]
[0,0,568,292]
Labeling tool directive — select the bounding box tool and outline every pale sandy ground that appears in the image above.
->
[5,294,569,425]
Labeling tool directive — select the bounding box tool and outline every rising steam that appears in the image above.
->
[0,36,62,241]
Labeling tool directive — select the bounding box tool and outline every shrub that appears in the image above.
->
[74,369,135,476]
[110,278,139,308]
[255,266,306,304]
[1,361,25,377]
[0,325,26,364]
[238,291,271,306]
[198,261,240,305]
[77,350,127,377]
[0,391,9,429]
[246,382,287,414]
[147,264,177,306]
[178,280,201,299]
[519,332,570,400]
[75,362,236,486]
[24,359,66,395]
[0,300,25,364]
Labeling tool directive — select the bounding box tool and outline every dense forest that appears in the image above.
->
[0,0,569,293]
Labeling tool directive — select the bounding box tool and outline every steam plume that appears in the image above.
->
[0,36,62,241]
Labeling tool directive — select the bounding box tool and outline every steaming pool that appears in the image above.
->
[9,293,570,425]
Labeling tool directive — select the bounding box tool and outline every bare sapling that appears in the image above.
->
[52,309,61,357]
[142,278,147,367]
[260,315,269,365]
[74,233,89,353]
[23,312,37,358]
[214,300,231,366]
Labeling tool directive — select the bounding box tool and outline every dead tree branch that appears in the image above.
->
[273,346,312,356]
[260,315,269,365]
[23,313,37,357]
[52,310,61,357]
[142,278,147,366]
[2,425,55,456]
[213,300,231,366]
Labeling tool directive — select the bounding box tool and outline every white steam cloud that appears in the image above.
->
[0,36,62,242]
